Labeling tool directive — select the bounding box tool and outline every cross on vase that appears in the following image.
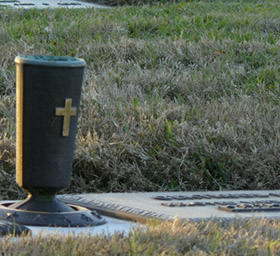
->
[55,98,77,136]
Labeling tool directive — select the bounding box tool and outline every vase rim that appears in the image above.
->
[15,55,86,67]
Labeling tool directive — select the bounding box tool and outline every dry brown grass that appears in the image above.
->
[1,218,280,255]
[0,1,280,199]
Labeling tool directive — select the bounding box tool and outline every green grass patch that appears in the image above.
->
[0,1,280,199]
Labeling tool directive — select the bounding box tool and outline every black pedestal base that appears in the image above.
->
[0,201,107,227]
[0,220,31,237]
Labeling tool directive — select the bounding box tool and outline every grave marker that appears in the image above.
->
[60,190,280,222]
[0,0,108,9]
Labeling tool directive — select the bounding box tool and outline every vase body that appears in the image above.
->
[15,55,85,199]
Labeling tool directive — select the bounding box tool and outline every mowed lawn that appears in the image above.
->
[1,0,280,254]
[0,0,280,199]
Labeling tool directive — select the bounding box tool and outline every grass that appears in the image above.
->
[0,0,280,200]
[0,1,280,253]
[2,218,280,255]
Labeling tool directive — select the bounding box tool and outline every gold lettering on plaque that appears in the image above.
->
[55,98,77,136]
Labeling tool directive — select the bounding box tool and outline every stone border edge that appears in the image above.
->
[58,194,173,223]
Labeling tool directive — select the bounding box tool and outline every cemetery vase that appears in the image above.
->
[13,55,85,212]
[0,55,106,227]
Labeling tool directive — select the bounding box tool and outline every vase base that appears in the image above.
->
[0,201,106,227]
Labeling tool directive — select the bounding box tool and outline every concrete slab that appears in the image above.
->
[0,0,109,9]
[59,190,280,222]
[28,216,139,236]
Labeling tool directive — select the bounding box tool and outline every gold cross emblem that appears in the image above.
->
[55,98,77,137]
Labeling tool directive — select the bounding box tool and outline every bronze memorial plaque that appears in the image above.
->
[59,190,280,223]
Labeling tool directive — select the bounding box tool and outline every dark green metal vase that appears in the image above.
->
[0,55,106,227]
